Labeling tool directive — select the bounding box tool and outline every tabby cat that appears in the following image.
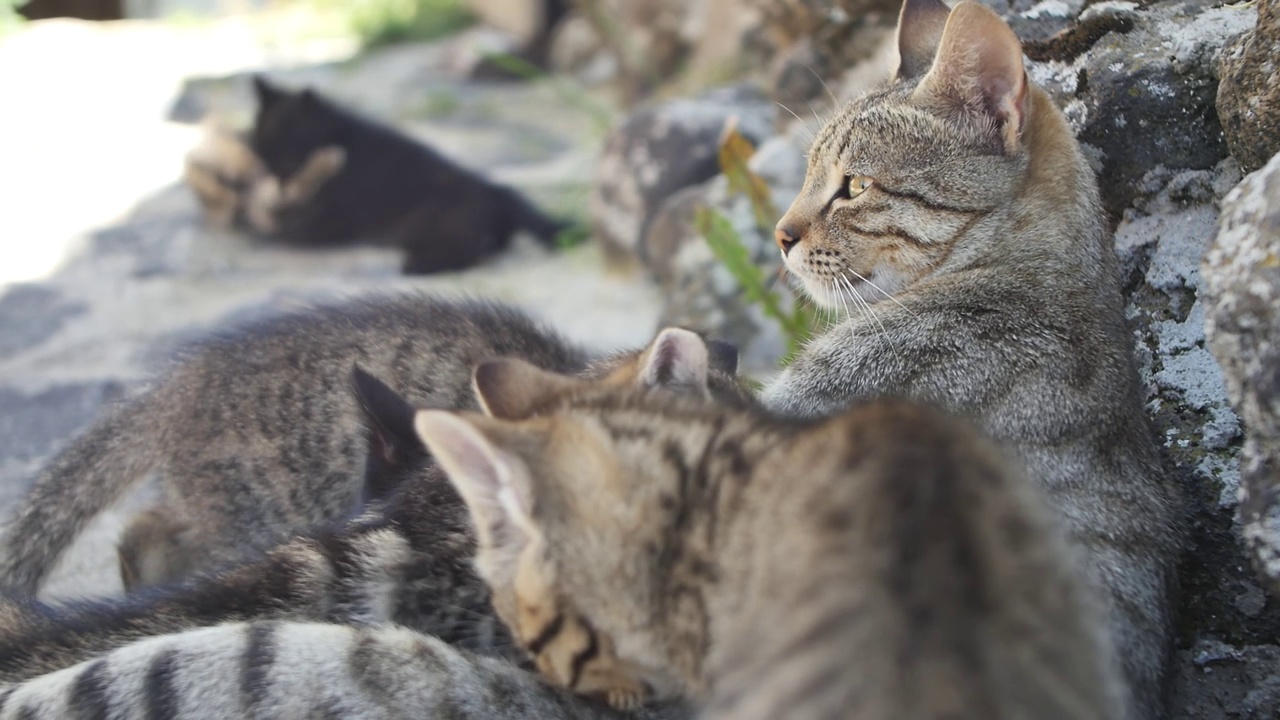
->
[0,330,751,685]
[0,620,690,720]
[762,1,1183,717]
[0,295,741,596]
[414,358,1124,719]
[249,77,567,274]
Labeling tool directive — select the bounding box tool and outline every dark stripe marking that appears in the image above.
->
[849,224,930,247]
[241,622,278,710]
[567,624,600,689]
[143,649,181,720]
[875,185,985,215]
[525,613,565,656]
[68,658,110,720]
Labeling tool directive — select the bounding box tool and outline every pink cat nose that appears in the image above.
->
[775,225,801,255]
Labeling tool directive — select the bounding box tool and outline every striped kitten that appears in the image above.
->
[763,1,1183,717]
[0,620,691,720]
[0,296,741,596]
[414,359,1124,719]
[0,330,753,685]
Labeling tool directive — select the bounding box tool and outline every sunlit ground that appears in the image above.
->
[0,8,356,287]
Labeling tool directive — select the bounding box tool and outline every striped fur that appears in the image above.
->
[0,620,691,720]
[0,295,745,596]
[0,330,751,685]
[415,361,1126,720]
[763,1,1183,718]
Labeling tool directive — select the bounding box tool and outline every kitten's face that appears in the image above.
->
[776,0,1032,309]
[415,329,740,708]
[249,78,345,182]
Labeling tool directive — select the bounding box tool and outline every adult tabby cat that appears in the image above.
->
[249,77,566,274]
[0,331,752,685]
[0,295,741,596]
[0,620,690,720]
[763,1,1183,717]
[413,358,1124,719]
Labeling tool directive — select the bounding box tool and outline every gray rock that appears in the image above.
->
[589,86,775,265]
[1217,0,1280,174]
[1203,149,1280,601]
[1023,0,1257,218]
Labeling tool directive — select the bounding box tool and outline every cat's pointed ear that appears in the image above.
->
[895,0,952,82]
[251,75,286,107]
[473,359,584,421]
[639,328,714,395]
[414,410,538,548]
[914,1,1029,154]
[350,365,426,505]
[706,339,739,376]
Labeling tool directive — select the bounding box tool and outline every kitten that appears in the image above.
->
[0,331,752,685]
[249,76,567,274]
[0,295,741,597]
[183,119,345,235]
[413,358,1124,719]
[762,1,1183,717]
[0,620,691,720]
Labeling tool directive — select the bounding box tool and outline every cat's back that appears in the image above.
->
[709,401,1122,720]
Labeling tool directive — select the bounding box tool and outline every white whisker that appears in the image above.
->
[776,102,817,141]
[844,269,917,316]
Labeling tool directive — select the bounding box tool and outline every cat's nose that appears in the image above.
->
[775,225,802,255]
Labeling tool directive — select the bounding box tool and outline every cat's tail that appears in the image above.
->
[0,396,166,596]
[497,185,570,248]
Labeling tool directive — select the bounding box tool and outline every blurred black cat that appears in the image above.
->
[249,76,567,274]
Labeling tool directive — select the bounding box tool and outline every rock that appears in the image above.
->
[1217,0,1280,174]
[642,127,811,373]
[1022,0,1258,219]
[1203,150,1280,601]
[589,87,775,265]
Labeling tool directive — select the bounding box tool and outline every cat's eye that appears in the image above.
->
[846,175,874,198]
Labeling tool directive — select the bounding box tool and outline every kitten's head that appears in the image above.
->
[776,0,1037,308]
[249,76,347,182]
[415,329,740,708]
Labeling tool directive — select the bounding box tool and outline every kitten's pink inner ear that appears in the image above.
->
[641,328,710,392]
[895,0,953,82]
[412,410,536,540]
[914,1,1029,153]
[473,359,582,420]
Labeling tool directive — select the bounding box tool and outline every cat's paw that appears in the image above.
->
[604,686,649,711]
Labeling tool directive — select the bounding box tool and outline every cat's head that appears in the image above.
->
[414,329,743,708]
[249,76,347,182]
[776,0,1040,308]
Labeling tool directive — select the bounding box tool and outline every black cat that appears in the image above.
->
[249,76,566,274]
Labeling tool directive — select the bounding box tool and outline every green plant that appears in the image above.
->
[1,0,27,35]
[480,52,614,134]
[698,123,820,363]
[341,0,474,48]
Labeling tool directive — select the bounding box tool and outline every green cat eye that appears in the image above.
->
[847,175,874,198]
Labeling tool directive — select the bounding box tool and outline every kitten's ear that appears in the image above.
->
[706,339,740,376]
[913,1,1029,154]
[895,0,952,82]
[251,75,286,107]
[639,328,712,395]
[414,410,538,548]
[351,366,426,505]
[473,359,584,420]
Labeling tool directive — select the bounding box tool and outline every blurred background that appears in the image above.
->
[2,0,1280,715]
